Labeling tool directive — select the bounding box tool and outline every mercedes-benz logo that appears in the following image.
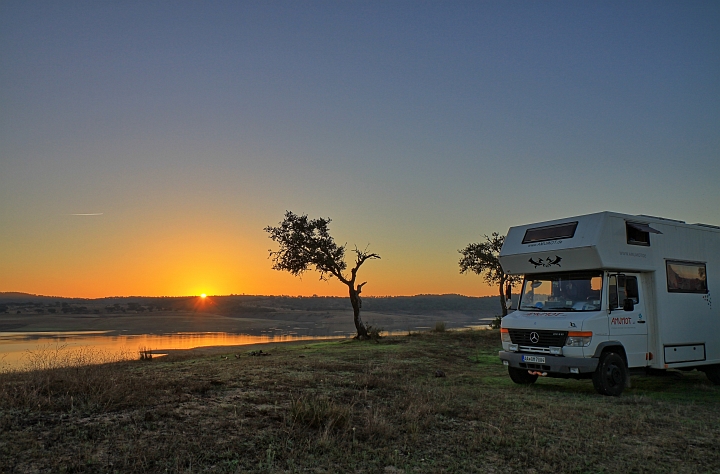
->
[529,332,540,344]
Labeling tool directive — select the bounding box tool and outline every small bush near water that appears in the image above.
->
[1,330,719,473]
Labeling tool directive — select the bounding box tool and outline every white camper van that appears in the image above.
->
[497,211,719,396]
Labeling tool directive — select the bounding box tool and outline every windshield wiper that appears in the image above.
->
[520,306,575,312]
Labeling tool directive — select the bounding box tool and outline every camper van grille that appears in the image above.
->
[508,329,568,347]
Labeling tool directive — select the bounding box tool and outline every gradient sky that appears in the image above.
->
[1,1,719,298]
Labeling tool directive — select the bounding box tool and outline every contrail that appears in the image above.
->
[69,213,104,216]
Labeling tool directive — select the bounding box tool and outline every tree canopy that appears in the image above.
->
[459,232,521,317]
[265,211,380,338]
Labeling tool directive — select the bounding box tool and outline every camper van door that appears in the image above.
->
[608,273,648,367]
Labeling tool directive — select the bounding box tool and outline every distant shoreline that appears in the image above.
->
[0,291,499,301]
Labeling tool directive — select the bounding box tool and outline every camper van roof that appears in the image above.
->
[631,213,719,231]
[694,223,720,230]
[498,211,720,275]
[636,214,685,224]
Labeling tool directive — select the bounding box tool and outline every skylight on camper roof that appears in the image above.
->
[522,222,578,244]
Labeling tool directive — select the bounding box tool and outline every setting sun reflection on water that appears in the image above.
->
[0,331,349,371]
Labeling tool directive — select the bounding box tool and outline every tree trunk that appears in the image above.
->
[349,286,369,339]
[499,274,508,317]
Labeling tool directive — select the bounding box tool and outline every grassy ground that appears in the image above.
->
[1,329,719,473]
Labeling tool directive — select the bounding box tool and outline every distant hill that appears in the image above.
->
[0,292,59,301]
[0,292,37,298]
[248,294,506,314]
[0,293,515,315]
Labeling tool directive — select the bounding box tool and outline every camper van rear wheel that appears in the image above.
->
[703,365,720,385]
[508,367,538,385]
[592,352,627,396]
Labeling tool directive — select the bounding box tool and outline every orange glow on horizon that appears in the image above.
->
[0,223,500,298]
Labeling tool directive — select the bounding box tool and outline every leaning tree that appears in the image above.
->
[264,211,380,339]
[459,232,521,317]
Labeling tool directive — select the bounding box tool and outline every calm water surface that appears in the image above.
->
[1,320,491,371]
[0,331,351,371]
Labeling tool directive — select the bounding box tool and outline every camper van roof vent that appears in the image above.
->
[693,223,720,230]
[636,214,685,224]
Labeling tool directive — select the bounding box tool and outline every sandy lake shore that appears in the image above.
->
[0,308,495,336]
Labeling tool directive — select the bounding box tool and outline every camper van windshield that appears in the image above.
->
[519,271,603,312]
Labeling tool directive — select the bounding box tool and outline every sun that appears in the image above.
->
[200,293,207,298]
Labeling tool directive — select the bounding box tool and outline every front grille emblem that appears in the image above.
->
[530,331,540,344]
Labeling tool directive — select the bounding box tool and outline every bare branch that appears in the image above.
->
[349,246,380,283]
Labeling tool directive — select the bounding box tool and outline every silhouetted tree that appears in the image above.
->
[459,232,521,317]
[265,211,380,339]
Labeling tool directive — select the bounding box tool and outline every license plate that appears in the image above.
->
[522,355,546,363]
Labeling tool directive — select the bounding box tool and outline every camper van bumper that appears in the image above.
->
[499,351,599,375]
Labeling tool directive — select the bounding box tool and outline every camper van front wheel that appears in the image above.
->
[703,365,720,385]
[592,352,627,396]
[508,367,538,385]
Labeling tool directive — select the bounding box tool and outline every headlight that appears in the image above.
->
[500,328,511,343]
[565,331,592,347]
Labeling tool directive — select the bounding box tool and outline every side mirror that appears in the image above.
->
[623,298,635,312]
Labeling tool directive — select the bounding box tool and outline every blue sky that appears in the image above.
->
[1,1,719,297]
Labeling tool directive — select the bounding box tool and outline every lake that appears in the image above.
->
[0,330,355,371]
[0,308,495,371]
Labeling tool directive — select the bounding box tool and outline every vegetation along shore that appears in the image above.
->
[1,329,719,473]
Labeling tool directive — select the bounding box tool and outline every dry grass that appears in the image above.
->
[1,330,719,473]
[0,345,155,413]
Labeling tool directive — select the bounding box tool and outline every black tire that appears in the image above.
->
[592,352,627,396]
[508,367,539,385]
[703,365,720,385]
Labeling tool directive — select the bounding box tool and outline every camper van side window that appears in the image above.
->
[608,276,618,309]
[666,261,708,294]
[626,222,650,246]
[626,221,662,246]
[609,275,639,310]
[625,276,639,303]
